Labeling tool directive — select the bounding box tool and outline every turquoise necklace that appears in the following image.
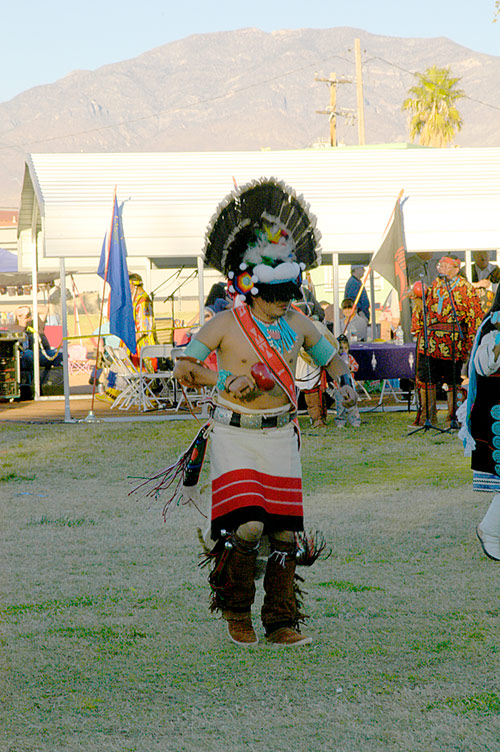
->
[251,312,297,354]
[436,277,460,314]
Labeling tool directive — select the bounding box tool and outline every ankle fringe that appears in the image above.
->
[295,530,330,566]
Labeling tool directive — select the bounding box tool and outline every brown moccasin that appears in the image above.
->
[223,611,259,646]
[266,626,312,646]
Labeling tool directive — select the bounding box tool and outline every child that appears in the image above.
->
[458,287,500,560]
[333,335,361,428]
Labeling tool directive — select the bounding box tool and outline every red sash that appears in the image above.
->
[232,304,298,413]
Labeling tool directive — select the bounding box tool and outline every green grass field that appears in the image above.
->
[1,414,499,752]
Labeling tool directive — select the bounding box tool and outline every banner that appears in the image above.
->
[97,195,137,354]
[370,199,412,342]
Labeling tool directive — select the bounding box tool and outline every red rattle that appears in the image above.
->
[412,280,423,298]
[250,362,275,391]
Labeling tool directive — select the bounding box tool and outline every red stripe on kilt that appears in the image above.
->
[212,469,302,518]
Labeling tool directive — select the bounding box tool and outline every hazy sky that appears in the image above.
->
[1,0,498,103]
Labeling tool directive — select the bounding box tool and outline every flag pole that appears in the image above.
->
[343,190,404,336]
[85,186,117,422]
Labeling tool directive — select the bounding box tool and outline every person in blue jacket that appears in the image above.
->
[344,264,370,323]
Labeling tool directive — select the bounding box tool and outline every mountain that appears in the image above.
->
[1,26,499,207]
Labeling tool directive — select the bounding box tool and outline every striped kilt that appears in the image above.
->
[210,422,303,539]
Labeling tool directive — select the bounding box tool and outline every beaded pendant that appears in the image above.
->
[251,314,297,354]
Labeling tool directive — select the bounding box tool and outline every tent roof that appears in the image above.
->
[19,148,500,265]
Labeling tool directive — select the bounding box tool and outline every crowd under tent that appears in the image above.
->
[17,147,500,420]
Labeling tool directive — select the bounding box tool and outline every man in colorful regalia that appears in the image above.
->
[173,178,355,647]
[411,255,483,426]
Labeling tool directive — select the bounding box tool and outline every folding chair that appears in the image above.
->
[68,343,91,375]
[170,345,211,414]
[105,346,149,411]
[354,379,372,401]
[138,344,176,411]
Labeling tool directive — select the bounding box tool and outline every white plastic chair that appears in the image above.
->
[105,346,147,411]
[170,345,211,415]
[138,344,175,411]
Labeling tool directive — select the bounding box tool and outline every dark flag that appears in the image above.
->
[370,199,412,342]
[97,195,137,354]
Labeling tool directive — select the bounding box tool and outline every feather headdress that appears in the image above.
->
[203,177,321,301]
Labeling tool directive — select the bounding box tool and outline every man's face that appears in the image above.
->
[473,251,489,270]
[437,258,460,279]
[252,296,290,321]
[352,267,364,280]
[16,307,32,327]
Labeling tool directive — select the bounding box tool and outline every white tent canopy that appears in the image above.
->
[19,147,500,269]
[17,147,500,419]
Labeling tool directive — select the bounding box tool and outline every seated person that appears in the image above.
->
[339,298,368,341]
[14,306,63,386]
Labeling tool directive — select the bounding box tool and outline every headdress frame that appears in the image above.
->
[203,177,322,277]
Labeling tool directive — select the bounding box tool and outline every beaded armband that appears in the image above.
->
[181,339,212,362]
[216,369,234,391]
[305,335,336,367]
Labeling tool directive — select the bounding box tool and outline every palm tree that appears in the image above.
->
[402,65,465,147]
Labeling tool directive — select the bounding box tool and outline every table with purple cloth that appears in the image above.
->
[350,342,416,380]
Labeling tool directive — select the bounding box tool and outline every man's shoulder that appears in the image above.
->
[287,307,312,331]
[207,308,234,330]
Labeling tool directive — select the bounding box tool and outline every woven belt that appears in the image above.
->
[428,322,463,332]
[211,405,296,430]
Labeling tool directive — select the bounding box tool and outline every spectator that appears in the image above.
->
[344,264,370,322]
[406,252,439,286]
[339,298,368,341]
[128,273,157,367]
[14,305,62,388]
[471,251,500,286]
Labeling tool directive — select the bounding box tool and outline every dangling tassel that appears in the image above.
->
[197,530,234,613]
[129,422,211,520]
[295,530,330,566]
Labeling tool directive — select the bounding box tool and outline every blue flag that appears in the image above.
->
[97,196,137,354]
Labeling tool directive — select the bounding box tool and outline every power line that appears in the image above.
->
[0,55,352,152]
[365,54,500,112]
[0,48,498,152]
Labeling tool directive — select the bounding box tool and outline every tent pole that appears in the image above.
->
[197,256,205,323]
[332,252,340,336]
[31,203,40,399]
[60,258,72,422]
[370,269,377,340]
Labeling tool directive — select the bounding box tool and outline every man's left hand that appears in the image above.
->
[338,384,357,408]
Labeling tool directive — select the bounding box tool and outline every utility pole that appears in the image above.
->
[354,38,366,145]
[315,72,352,147]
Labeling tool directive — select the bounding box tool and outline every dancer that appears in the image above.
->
[458,286,500,560]
[173,179,355,647]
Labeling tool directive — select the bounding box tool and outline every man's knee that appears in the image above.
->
[272,530,295,544]
[237,521,264,542]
